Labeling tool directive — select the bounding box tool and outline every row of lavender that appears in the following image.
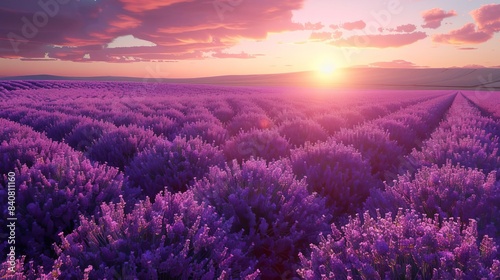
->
[300,93,500,278]
[1,84,498,278]
[290,94,455,215]
[463,90,500,119]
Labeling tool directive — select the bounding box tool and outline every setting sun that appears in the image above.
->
[319,63,336,75]
[312,59,342,87]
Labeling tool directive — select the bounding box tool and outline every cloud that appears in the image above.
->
[432,4,500,45]
[210,51,262,59]
[302,22,324,30]
[106,35,157,48]
[308,31,342,42]
[331,31,343,39]
[470,4,500,33]
[394,24,417,33]
[382,24,417,33]
[107,15,142,33]
[331,32,427,48]
[432,23,492,44]
[457,47,477,50]
[309,32,332,42]
[0,0,305,62]
[119,0,189,13]
[368,60,423,68]
[342,20,366,31]
[421,8,457,29]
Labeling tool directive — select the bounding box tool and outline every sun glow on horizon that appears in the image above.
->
[312,59,343,87]
[319,62,336,76]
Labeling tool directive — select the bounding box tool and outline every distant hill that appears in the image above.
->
[2,68,500,90]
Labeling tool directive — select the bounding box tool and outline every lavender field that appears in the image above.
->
[1,80,499,279]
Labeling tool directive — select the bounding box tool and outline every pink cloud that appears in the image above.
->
[331,32,427,48]
[457,47,477,50]
[342,20,366,31]
[421,8,457,29]
[369,60,423,68]
[302,22,324,30]
[432,23,492,44]
[119,0,188,13]
[395,24,417,33]
[471,4,500,33]
[107,15,142,33]
[432,4,500,45]
[308,31,342,42]
[309,32,332,42]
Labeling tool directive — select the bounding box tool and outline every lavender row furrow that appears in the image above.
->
[410,93,500,174]
[462,90,500,119]
[386,93,499,223]
[365,93,500,226]
[288,94,455,215]
[332,93,456,180]
[222,93,448,165]
[299,93,500,279]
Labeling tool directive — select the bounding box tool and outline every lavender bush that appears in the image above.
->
[372,118,418,152]
[46,117,82,141]
[192,159,331,279]
[45,191,259,279]
[223,129,291,163]
[141,116,180,139]
[179,120,229,146]
[334,126,404,179]
[87,125,158,170]
[366,163,500,239]
[126,137,225,198]
[278,118,328,147]
[313,113,347,135]
[299,209,500,279]
[64,118,116,152]
[291,140,379,213]
[227,113,274,136]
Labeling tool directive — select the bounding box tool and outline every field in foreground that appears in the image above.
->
[1,80,499,279]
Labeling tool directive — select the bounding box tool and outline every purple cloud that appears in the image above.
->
[0,0,306,62]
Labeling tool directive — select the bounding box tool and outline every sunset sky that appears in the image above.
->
[1,0,499,78]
